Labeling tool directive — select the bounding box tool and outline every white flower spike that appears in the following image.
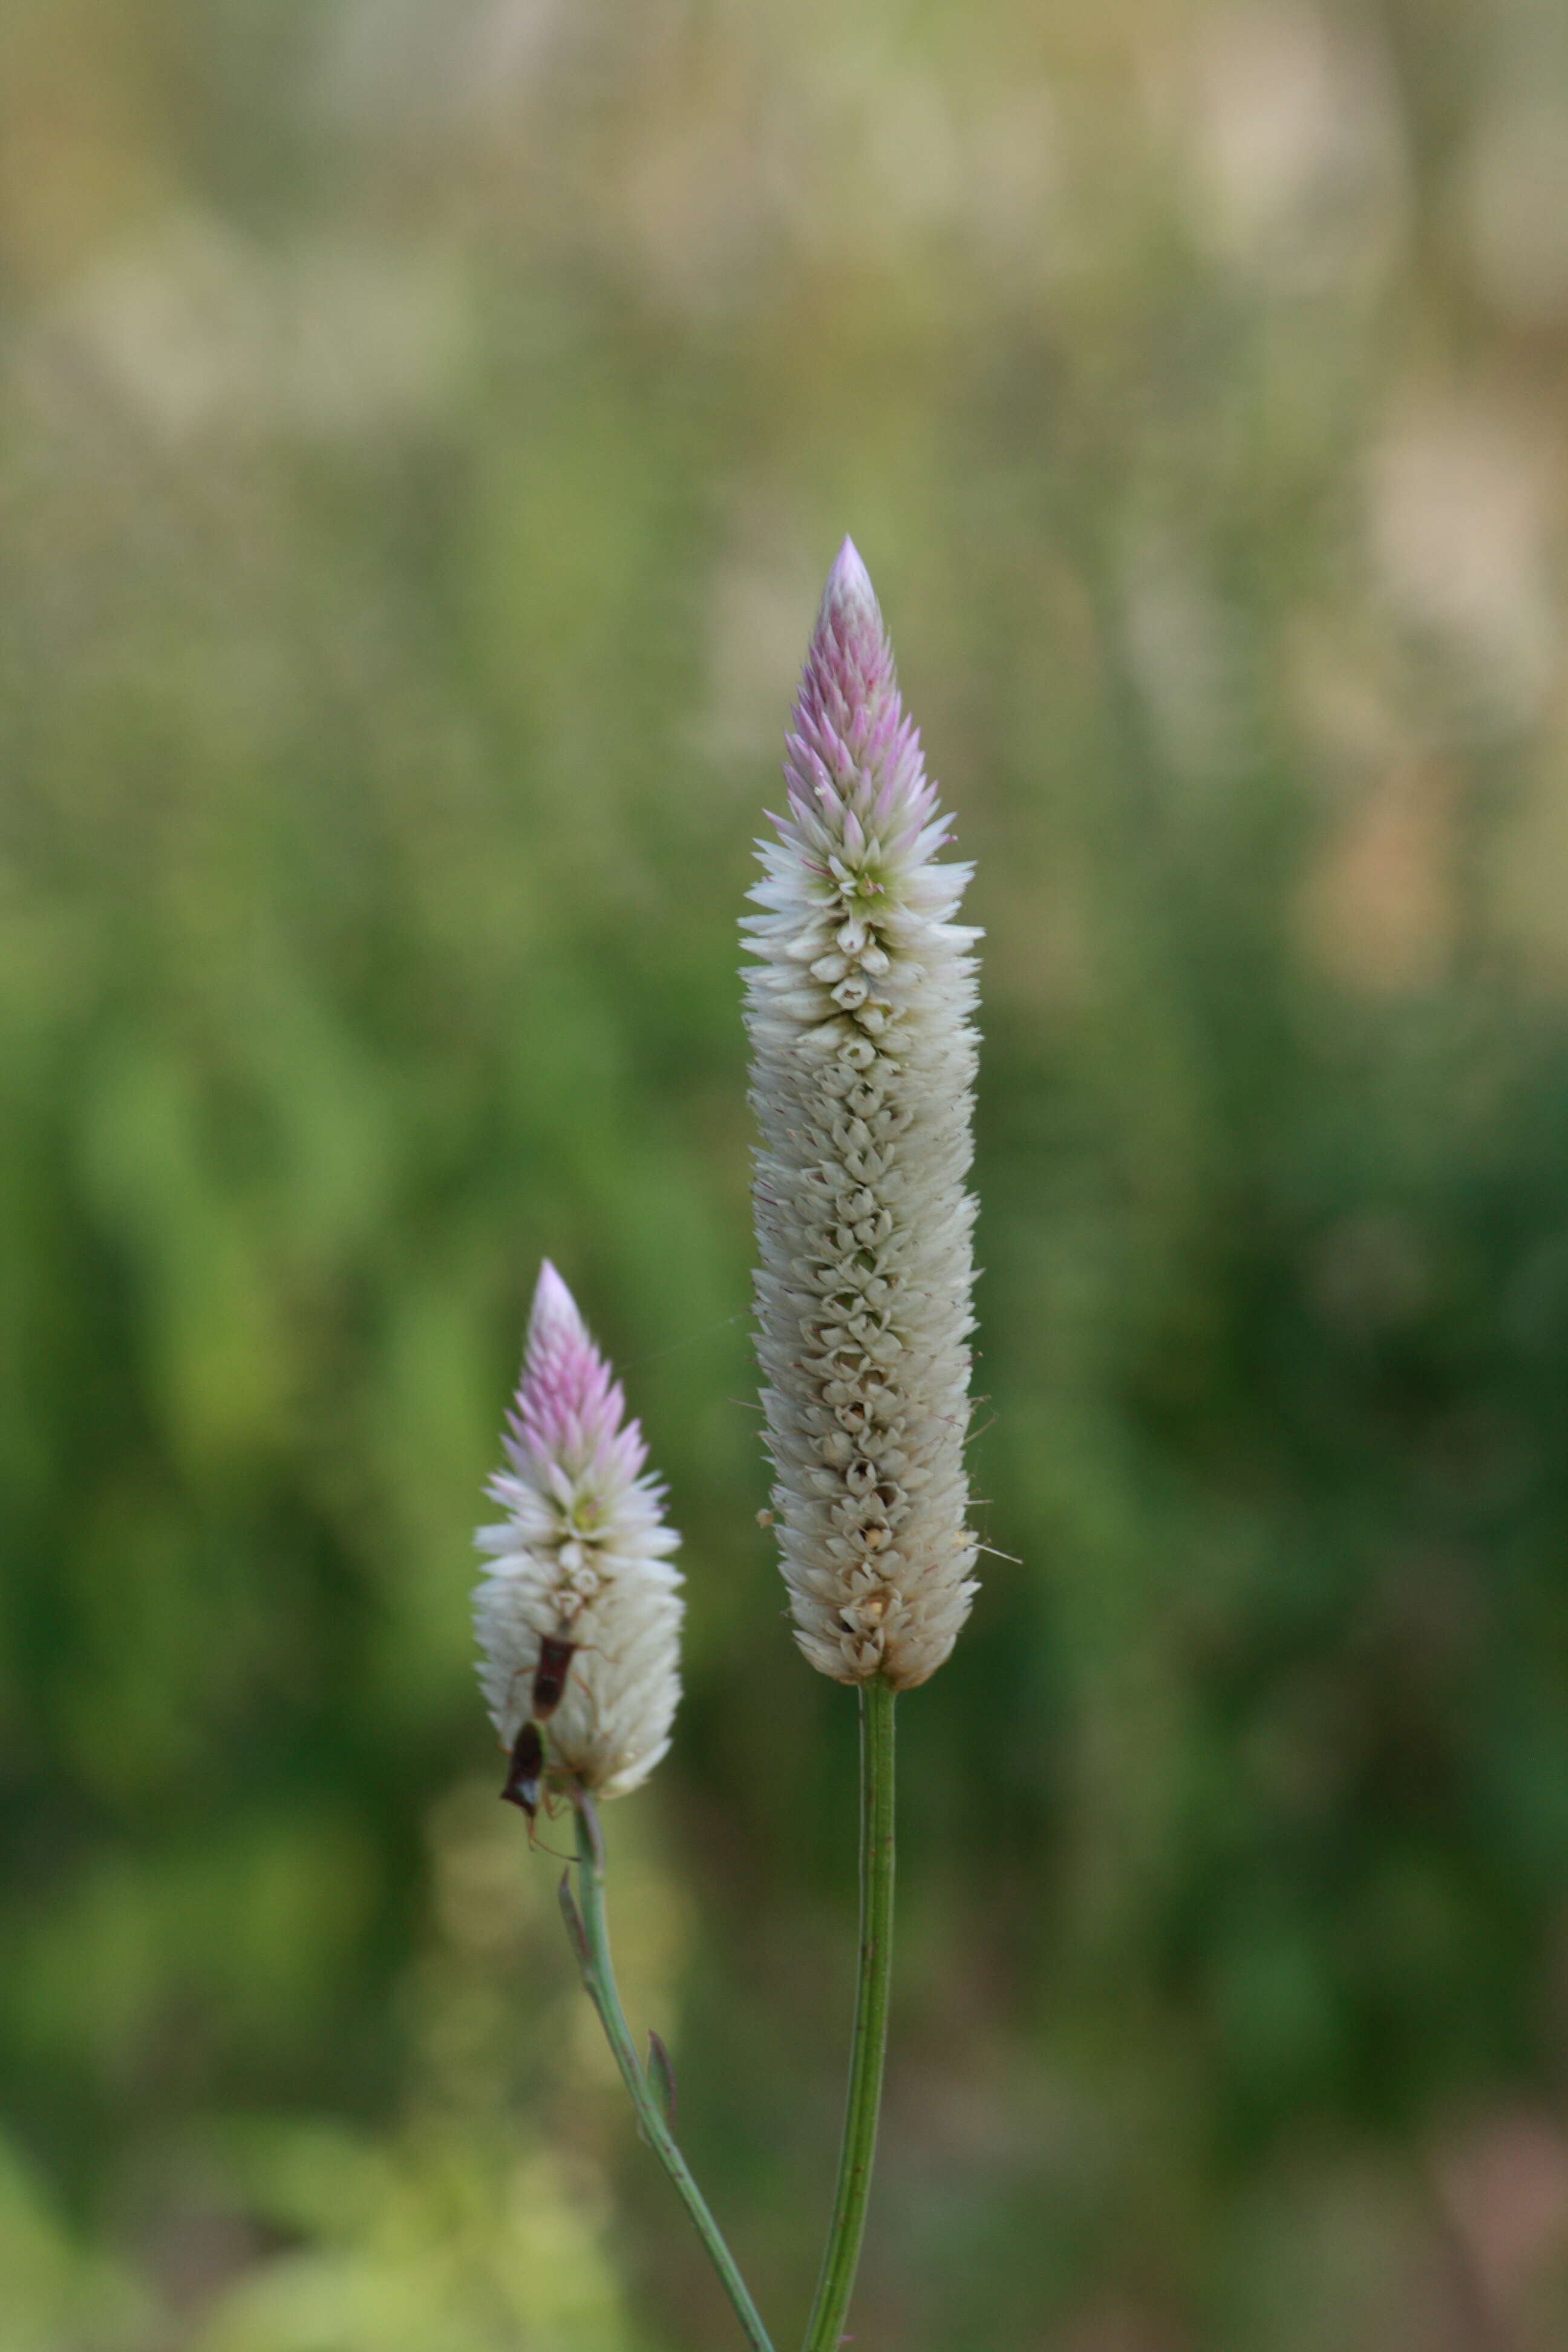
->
[474,1262,683,1797]
[743,540,981,1688]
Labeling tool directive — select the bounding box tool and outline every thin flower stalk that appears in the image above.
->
[802,1675,895,2352]
[562,1794,776,2352]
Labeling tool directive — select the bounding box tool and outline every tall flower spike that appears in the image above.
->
[474,1263,683,1796]
[743,540,981,1688]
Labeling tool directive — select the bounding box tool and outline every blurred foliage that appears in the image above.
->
[5,0,1568,2345]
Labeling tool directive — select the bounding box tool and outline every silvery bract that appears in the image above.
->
[474,1262,683,1795]
[743,541,980,1688]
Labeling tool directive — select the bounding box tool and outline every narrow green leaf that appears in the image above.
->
[645,2027,678,2129]
[557,1870,591,1972]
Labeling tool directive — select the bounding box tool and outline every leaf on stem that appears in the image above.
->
[645,2028,678,2128]
[557,1870,591,1971]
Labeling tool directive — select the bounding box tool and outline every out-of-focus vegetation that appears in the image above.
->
[5,0,1568,2344]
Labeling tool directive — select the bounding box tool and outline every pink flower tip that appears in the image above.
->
[820,535,879,626]
[530,1258,583,1340]
[512,1259,632,1474]
[794,538,897,767]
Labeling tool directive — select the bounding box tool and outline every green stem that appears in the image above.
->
[564,1791,776,2352]
[803,1674,897,2352]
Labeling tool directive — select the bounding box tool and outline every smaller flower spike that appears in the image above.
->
[474,1263,683,1797]
[744,540,981,1688]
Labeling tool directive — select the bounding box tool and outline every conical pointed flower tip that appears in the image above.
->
[821,535,878,625]
[531,1258,580,1334]
[798,538,897,762]
[517,1261,606,1462]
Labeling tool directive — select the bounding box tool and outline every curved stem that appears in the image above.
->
[564,1791,776,2352]
[803,1675,897,2352]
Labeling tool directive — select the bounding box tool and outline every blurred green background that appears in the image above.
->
[5,0,1568,2344]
